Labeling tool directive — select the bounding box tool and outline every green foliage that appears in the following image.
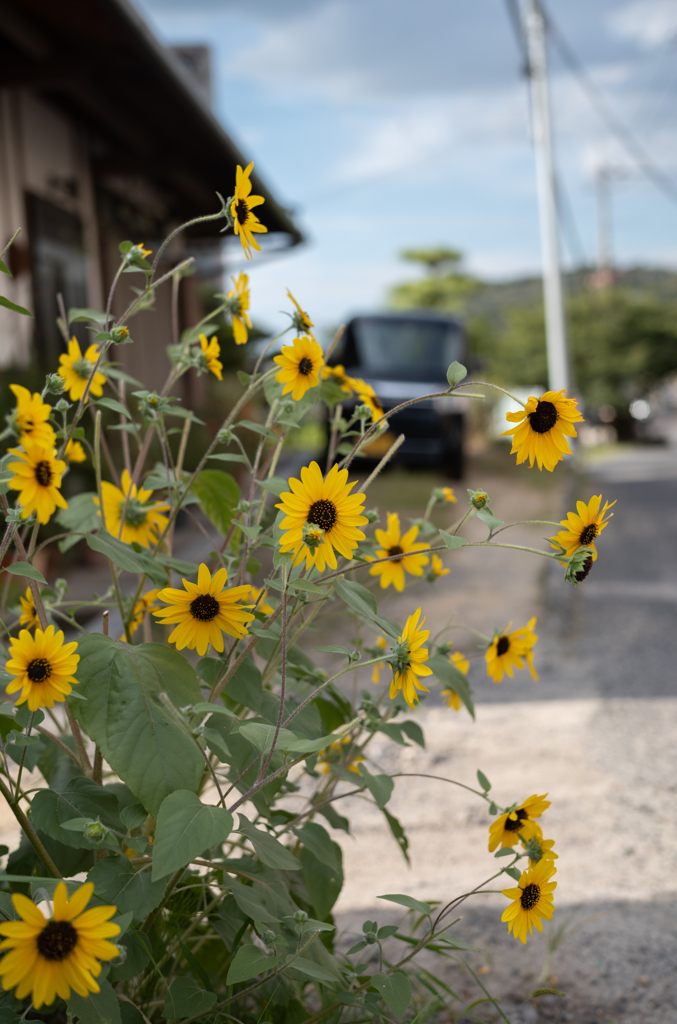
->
[152,791,233,880]
[191,469,239,536]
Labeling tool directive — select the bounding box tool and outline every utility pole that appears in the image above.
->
[522,0,571,393]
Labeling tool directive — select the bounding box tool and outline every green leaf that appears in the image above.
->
[227,879,280,924]
[2,561,46,585]
[334,579,399,639]
[446,361,467,386]
[162,977,217,1018]
[227,944,278,985]
[94,397,132,418]
[240,524,261,541]
[70,635,203,816]
[371,971,412,1019]
[0,258,11,277]
[67,978,121,1024]
[476,507,503,531]
[378,924,399,939]
[31,777,121,850]
[399,720,425,747]
[313,645,351,656]
[299,845,343,919]
[0,295,32,317]
[86,531,167,587]
[477,770,491,792]
[208,452,250,465]
[56,493,100,552]
[87,856,165,921]
[237,419,280,443]
[378,893,432,916]
[358,765,394,809]
[238,816,301,871]
[68,307,107,325]
[504,866,522,881]
[295,822,342,872]
[428,654,475,719]
[438,530,467,550]
[190,469,239,537]
[238,722,298,754]
[286,956,337,983]
[287,578,324,595]
[152,790,233,881]
[257,476,287,496]
[383,808,410,864]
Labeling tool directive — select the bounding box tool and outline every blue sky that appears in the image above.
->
[135,0,677,334]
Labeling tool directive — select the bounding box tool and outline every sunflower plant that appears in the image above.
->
[0,181,616,1024]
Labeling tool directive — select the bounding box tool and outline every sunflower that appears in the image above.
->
[550,494,615,562]
[350,378,384,422]
[153,563,254,657]
[227,272,252,345]
[10,385,55,448]
[198,334,223,380]
[121,588,160,641]
[371,636,388,683]
[58,337,106,403]
[501,859,557,944]
[441,486,457,503]
[18,587,39,629]
[440,649,469,711]
[523,836,558,863]
[429,553,449,580]
[485,618,538,683]
[286,289,314,334]
[274,336,325,401]
[5,626,79,711]
[65,439,86,463]
[244,586,274,615]
[368,512,429,591]
[316,736,364,775]
[488,793,550,852]
[94,469,169,548]
[389,608,433,708]
[321,364,353,395]
[230,162,267,259]
[0,881,120,1008]
[502,390,583,472]
[8,443,68,524]
[276,462,367,572]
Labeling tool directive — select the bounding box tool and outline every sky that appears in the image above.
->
[134,0,677,334]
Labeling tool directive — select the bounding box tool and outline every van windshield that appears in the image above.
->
[350,317,463,381]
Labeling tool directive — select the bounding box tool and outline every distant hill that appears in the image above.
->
[465,266,677,327]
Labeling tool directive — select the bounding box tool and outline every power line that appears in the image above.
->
[542,2,677,209]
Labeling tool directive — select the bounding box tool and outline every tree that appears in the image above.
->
[388,246,483,313]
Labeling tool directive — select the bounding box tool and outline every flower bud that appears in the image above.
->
[262,930,276,944]
[293,910,308,924]
[111,325,130,343]
[217,428,234,445]
[364,509,379,524]
[43,373,65,395]
[302,523,325,550]
[83,819,108,843]
[354,404,372,420]
[55,399,71,413]
[468,487,489,510]
[365,931,377,944]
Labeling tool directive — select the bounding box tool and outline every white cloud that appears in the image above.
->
[608,0,677,48]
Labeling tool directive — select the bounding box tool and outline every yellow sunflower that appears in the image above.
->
[502,390,584,472]
[350,378,384,422]
[65,439,86,463]
[549,494,615,562]
[371,636,387,683]
[18,587,39,629]
[8,443,68,524]
[121,588,160,641]
[227,272,252,345]
[321,364,353,395]
[501,858,557,944]
[286,289,314,334]
[429,553,449,579]
[274,335,325,401]
[316,736,364,775]
[58,337,106,403]
[440,649,469,711]
[10,385,55,448]
[368,512,429,591]
[0,882,120,1008]
[441,486,457,503]
[5,625,79,711]
[488,793,550,852]
[485,618,538,683]
[199,334,223,380]
[276,461,367,572]
[230,162,267,259]
[244,586,274,615]
[94,469,169,548]
[389,607,433,708]
[153,563,254,657]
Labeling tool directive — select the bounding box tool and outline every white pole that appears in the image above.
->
[523,0,571,393]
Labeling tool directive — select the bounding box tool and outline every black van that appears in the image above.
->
[330,311,467,478]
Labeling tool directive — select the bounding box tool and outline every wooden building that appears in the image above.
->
[0,0,301,389]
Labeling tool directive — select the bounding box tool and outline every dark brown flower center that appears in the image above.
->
[307,499,338,532]
[504,808,528,833]
[298,357,313,376]
[579,524,598,545]
[520,882,541,910]
[37,920,78,961]
[27,658,51,683]
[387,545,404,562]
[190,594,220,622]
[35,461,52,487]
[496,635,510,656]
[575,555,593,583]
[528,400,558,434]
[235,198,249,226]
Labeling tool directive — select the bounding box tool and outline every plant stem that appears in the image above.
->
[0,776,61,878]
